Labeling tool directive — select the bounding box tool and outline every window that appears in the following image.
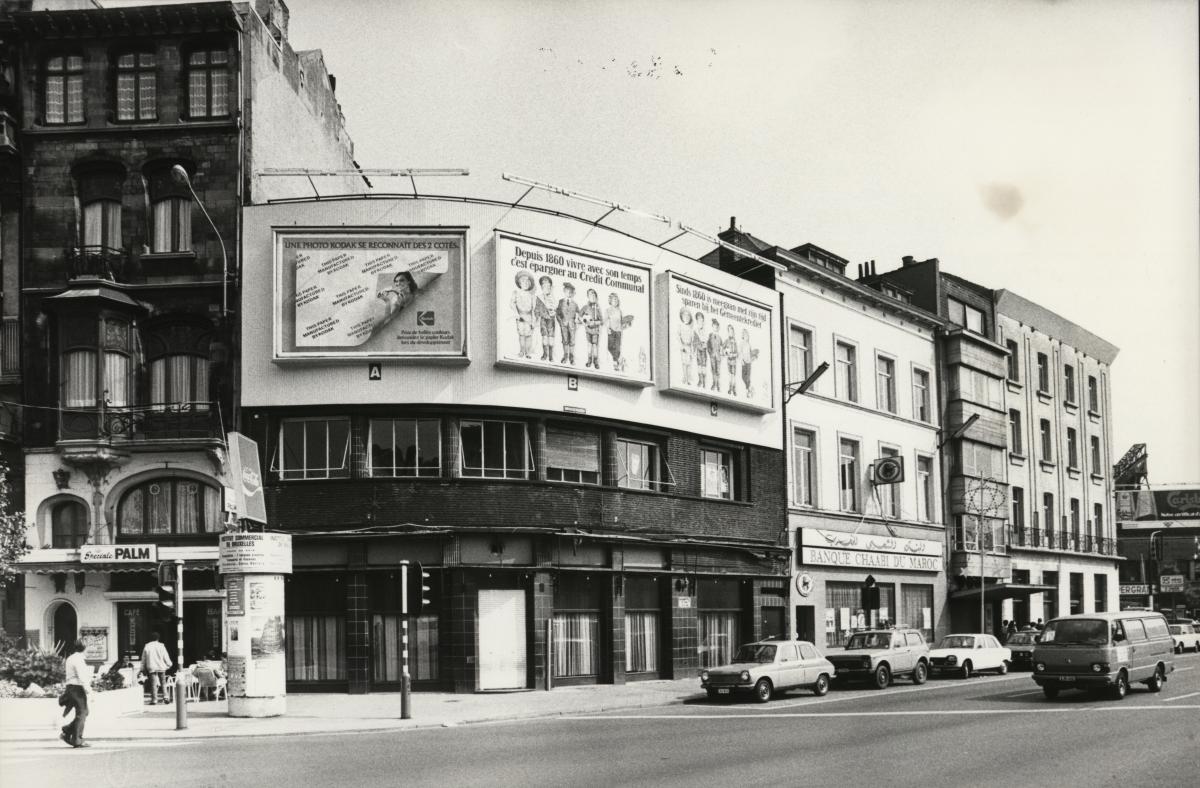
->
[60,317,133,414]
[280,418,351,480]
[792,428,816,507]
[948,298,984,335]
[51,500,89,549]
[1070,498,1081,537]
[187,48,230,118]
[961,440,1004,478]
[788,325,812,382]
[1093,575,1107,613]
[369,418,440,477]
[1009,409,1023,455]
[553,575,602,678]
[698,579,740,668]
[1093,503,1103,536]
[116,52,156,121]
[1090,436,1101,475]
[1039,419,1052,462]
[615,438,657,490]
[875,355,896,413]
[82,199,121,249]
[1036,353,1050,393]
[117,478,222,535]
[287,574,346,682]
[625,577,661,675]
[1066,427,1078,469]
[45,55,84,124]
[152,198,192,253]
[1042,493,1054,535]
[149,355,208,411]
[952,367,1002,409]
[460,420,531,479]
[916,455,934,523]
[1087,375,1099,412]
[901,584,934,643]
[912,368,931,422]
[1006,339,1020,382]
[877,446,901,518]
[1063,364,1076,405]
[701,449,732,500]
[545,426,600,484]
[63,349,98,408]
[1011,486,1025,530]
[835,341,857,402]
[839,437,860,512]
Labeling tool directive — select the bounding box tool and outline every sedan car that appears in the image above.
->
[928,633,1011,678]
[1005,630,1038,670]
[700,639,836,702]
[1169,623,1200,653]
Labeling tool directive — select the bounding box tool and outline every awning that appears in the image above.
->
[950,582,1058,602]
[19,560,217,575]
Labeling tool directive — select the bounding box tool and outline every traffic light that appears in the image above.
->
[861,575,880,611]
[1193,536,1199,560]
[405,561,432,615]
[154,562,179,624]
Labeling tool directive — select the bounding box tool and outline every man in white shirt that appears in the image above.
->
[61,639,91,748]
[141,631,174,705]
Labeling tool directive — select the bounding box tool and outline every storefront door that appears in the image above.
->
[478,590,526,690]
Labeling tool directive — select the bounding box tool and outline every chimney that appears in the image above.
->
[857,263,864,279]
[328,74,337,93]
[870,260,876,276]
[729,216,737,232]
[902,255,915,267]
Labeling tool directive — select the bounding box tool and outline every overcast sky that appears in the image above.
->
[232,0,1200,482]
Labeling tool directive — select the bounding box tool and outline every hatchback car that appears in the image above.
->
[825,628,930,689]
[1168,623,1200,653]
[928,633,1011,678]
[1005,630,1038,670]
[700,639,836,702]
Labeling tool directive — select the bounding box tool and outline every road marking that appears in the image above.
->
[1174,666,1194,672]
[565,705,1200,721]
[1163,691,1200,702]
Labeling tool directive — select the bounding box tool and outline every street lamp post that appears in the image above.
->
[966,477,1007,634]
[171,164,230,318]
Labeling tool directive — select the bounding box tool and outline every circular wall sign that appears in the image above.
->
[796,573,815,597]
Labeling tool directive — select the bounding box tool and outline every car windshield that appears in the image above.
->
[1040,619,1109,646]
[731,644,776,663]
[937,636,975,649]
[1169,626,1184,634]
[845,633,891,650]
[1007,633,1035,645]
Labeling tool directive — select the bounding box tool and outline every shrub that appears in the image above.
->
[0,645,65,690]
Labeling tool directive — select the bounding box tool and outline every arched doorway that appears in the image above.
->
[50,602,78,655]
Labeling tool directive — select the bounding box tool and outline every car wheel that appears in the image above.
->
[813,673,830,696]
[1146,665,1165,693]
[872,664,891,690]
[1110,671,1129,700]
[998,661,1009,675]
[753,678,773,703]
[912,661,928,685]
[961,660,973,680]
[1042,684,1059,700]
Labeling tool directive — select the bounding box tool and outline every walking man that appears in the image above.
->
[60,639,91,748]
[141,631,173,704]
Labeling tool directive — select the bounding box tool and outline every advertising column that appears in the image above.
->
[219,533,292,718]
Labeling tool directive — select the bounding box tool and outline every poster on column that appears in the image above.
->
[494,232,652,385]
[274,229,468,360]
[224,575,286,697]
[663,272,775,411]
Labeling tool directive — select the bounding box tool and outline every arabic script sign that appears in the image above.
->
[798,528,943,558]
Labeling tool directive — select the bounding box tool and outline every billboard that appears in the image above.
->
[1116,489,1200,522]
[274,229,467,359]
[664,272,774,411]
[226,432,267,525]
[494,232,652,384]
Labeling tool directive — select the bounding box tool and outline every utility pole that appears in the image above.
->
[400,560,411,720]
[175,559,187,730]
[966,478,1007,635]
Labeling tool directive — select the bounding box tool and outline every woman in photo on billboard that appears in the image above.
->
[371,270,419,336]
[707,318,723,392]
[510,270,537,358]
[581,288,604,369]
[723,324,739,396]
[739,328,760,399]
[677,307,695,384]
[555,282,581,365]
[692,310,708,389]
[535,275,558,361]
[605,292,634,372]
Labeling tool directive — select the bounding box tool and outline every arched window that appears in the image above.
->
[143,163,193,254]
[144,321,211,410]
[117,478,221,536]
[75,161,125,252]
[51,500,89,549]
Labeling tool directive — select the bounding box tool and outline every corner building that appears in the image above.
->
[240,195,787,693]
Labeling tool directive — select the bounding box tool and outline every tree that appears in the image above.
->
[0,458,30,586]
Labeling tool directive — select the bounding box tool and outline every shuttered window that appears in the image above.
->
[545,427,600,484]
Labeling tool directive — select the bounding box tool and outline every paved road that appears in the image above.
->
[5,653,1198,788]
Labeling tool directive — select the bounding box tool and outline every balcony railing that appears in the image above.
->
[66,245,131,281]
[0,316,17,379]
[1008,526,1118,556]
[59,401,223,443]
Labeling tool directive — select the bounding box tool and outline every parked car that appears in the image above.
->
[1033,611,1175,700]
[700,639,836,702]
[825,628,930,689]
[1168,623,1200,653]
[928,633,1011,678]
[1005,630,1038,670]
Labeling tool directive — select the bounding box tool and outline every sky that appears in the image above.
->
[130,0,1200,482]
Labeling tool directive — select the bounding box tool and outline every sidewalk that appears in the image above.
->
[0,678,703,742]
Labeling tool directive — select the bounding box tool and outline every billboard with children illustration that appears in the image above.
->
[664,273,775,411]
[273,229,467,359]
[494,233,652,385]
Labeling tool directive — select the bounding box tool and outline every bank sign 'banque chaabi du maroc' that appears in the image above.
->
[797,528,943,573]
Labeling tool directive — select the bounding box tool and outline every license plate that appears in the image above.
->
[1058,676,1075,682]
[717,688,731,695]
